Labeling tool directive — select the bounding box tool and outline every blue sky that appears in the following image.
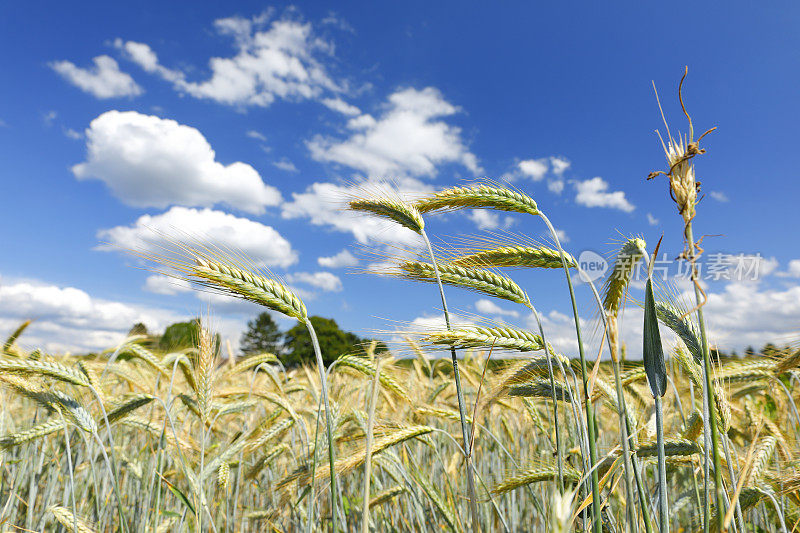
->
[2,1,799,355]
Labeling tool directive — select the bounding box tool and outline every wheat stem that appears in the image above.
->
[655,396,669,533]
[306,319,338,532]
[421,229,481,532]
[540,212,602,533]
[685,223,726,529]
[360,356,382,533]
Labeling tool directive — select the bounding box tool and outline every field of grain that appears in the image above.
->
[1,82,797,533]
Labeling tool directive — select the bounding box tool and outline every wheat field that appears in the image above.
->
[1,80,798,532]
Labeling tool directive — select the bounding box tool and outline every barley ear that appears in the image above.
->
[49,505,98,533]
[349,197,424,234]
[417,184,539,216]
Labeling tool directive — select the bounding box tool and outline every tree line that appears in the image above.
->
[129,312,385,367]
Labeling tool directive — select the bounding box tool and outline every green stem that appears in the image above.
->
[360,356,382,533]
[685,223,725,528]
[305,320,338,533]
[421,229,481,532]
[525,302,564,492]
[655,396,668,533]
[540,213,601,533]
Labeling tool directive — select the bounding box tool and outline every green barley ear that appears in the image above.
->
[0,359,90,388]
[492,463,581,495]
[643,238,667,399]
[420,325,555,354]
[349,197,424,235]
[3,319,31,356]
[603,237,646,316]
[416,183,539,216]
[449,245,574,269]
[192,258,307,320]
[0,419,63,450]
[397,260,529,304]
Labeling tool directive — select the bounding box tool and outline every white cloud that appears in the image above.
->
[143,274,192,295]
[710,191,729,202]
[550,157,570,176]
[574,177,635,212]
[647,213,660,226]
[50,56,142,99]
[698,282,800,351]
[0,278,181,352]
[552,228,570,243]
[468,210,514,231]
[288,271,343,292]
[548,179,565,194]
[281,179,429,247]
[318,249,359,268]
[43,111,58,126]
[475,299,520,318]
[72,111,281,214]
[63,127,83,140]
[321,97,361,116]
[518,158,548,181]
[246,130,267,141]
[97,206,298,268]
[113,39,183,83]
[272,158,299,172]
[307,87,479,178]
[117,14,341,107]
[777,259,800,278]
[707,253,779,283]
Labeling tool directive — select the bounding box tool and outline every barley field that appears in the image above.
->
[1,84,797,533]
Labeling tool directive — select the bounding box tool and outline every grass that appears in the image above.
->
[1,73,797,532]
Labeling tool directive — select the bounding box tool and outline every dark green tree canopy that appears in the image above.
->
[158,319,199,351]
[128,322,149,337]
[240,312,283,355]
[282,316,366,367]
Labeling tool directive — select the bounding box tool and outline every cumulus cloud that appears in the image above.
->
[699,282,800,351]
[549,157,570,176]
[518,158,548,181]
[777,259,800,278]
[281,179,430,247]
[321,97,361,116]
[318,249,359,268]
[143,274,192,295]
[246,130,267,141]
[475,299,520,318]
[468,210,514,231]
[272,158,299,172]
[505,156,569,193]
[288,271,343,292]
[647,213,660,226]
[706,253,779,283]
[116,14,341,107]
[547,180,565,194]
[97,207,298,268]
[574,177,635,212]
[50,55,142,98]
[72,111,281,214]
[307,87,479,178]
[0,278,180,352]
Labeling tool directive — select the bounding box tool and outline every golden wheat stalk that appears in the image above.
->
[397,260,529,304]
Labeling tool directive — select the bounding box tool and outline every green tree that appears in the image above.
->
[282,316,365,367]
[159,319,199,351]
[128,322,149,336]
[240,312,283,355]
